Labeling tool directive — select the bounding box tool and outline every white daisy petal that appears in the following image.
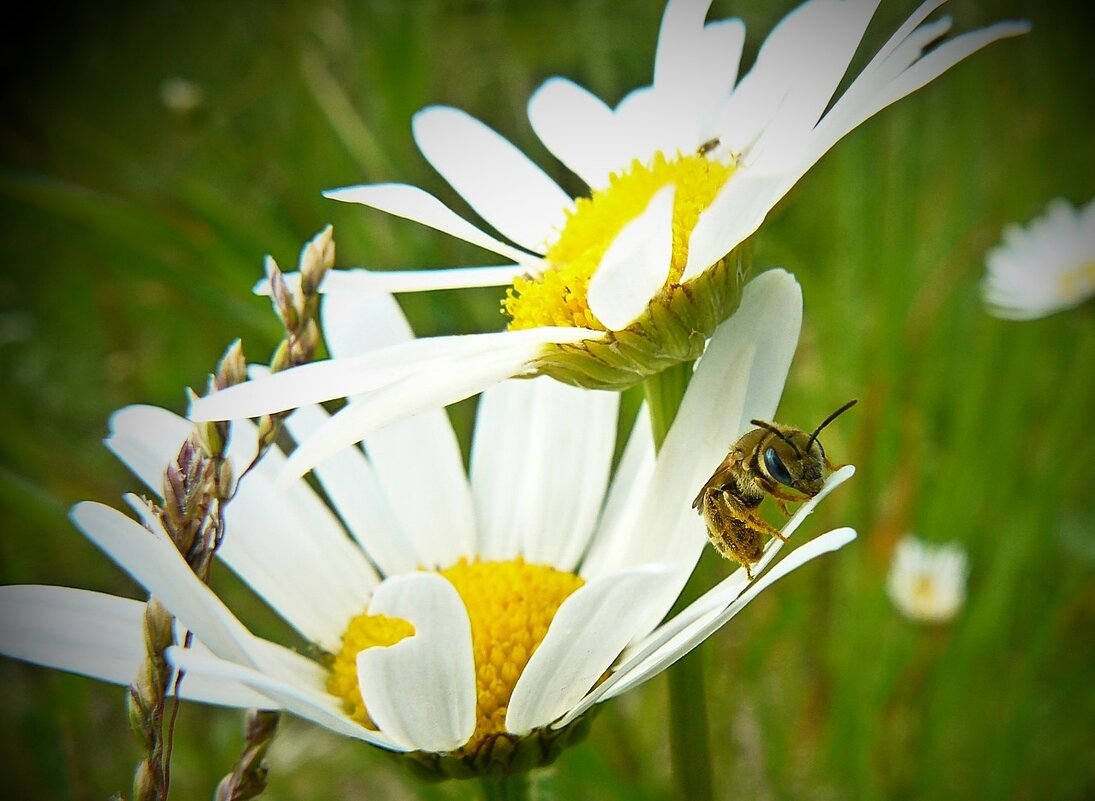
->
[324,182,543,269]
[805,19,1031,173]
[717,0,879,158]
[0,585,278,709]
[473,378,618,570]
[105,405,193,492]
[468,379,531,560]
[243,632,331,689]
[741,0,878,171]
[505,563,673,734]
[578,404,655,579]
[318,291,479,565]
[618,465,856,669]
[608,527,856,700]
[221,433,376,651]
[413,106,575,253]
[283,404,419,577]
[275,327,603,486]
[876,20,1032,124]
[653,0,719,90]
[0,585,146,687]
[527,77,619,189]
[322,289,414,357]
[682,170,785,282]
[255,265,526,298]
[107,402,374,650]
[599,269,801,576]
[869,0,949,68]
[70,502,261,668]
[837,10,954,118]
[607,86,664,164]
[189,342,438,422]
[651,2,744,142]
[357,573,476,753]
[166,645,399,749]
[518,380,618,570]
[363,412,477,569]
[559,527,856,727]
[582,271,802,640]
[692,19,747,108]
[587,185,676,330]
[190,327,596,424]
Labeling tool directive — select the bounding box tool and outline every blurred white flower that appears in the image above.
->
[0,271,856,777]
[982,197,1095,319]
[190,0,1028,482]
[160,76,205,114]
[887,535,968,623]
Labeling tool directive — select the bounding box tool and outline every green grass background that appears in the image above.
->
[0,1,1092,799]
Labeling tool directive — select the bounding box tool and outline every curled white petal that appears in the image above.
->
[587,185,676,330]
[357,573,476,752]
[506,563,673,734]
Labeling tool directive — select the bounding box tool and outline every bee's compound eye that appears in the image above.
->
[763,447,794,486]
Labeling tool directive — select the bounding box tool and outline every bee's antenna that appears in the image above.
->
[750,419,802,456]
[807,399,857,450]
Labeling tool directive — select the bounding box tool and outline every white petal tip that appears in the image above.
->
[323,186,361,202]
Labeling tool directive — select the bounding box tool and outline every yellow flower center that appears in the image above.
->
[327,557,584,751]
[911,575,939,607]
[1059,260,1095,301]
[503,151,736,331]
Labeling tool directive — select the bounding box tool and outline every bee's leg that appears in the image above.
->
[725,496,786,543]
[707,492,766,576]
[774,499,792,519]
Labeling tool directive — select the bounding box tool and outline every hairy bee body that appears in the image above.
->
[693,401,856,579]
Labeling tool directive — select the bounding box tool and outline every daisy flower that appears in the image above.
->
[886,534,968,623]
[190,0,1027,480]
[982,197,1095,319]
[0,271,855,777]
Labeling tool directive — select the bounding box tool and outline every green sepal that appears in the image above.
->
[532,248,747,390]
[399,712,595,781]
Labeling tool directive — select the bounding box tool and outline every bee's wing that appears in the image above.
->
[691,452,739,510]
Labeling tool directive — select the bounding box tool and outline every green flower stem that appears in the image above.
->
[643,363,714,801]
[479,772,531,801]
[642,360,693,448]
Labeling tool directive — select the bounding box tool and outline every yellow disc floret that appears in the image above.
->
[504,152,736,330]
[439,557,584,746]
[327,558,584,752]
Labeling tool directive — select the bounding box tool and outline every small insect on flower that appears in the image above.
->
[693,400,857,579]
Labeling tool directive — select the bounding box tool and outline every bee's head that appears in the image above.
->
[752,400,857,498]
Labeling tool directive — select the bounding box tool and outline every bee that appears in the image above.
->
[692,400,857,579]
